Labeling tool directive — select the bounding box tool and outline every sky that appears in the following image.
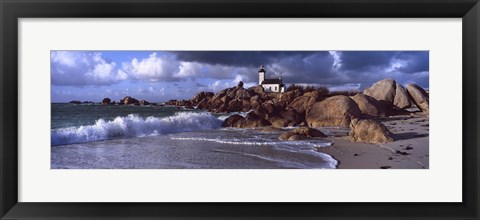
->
[51,51,429,103]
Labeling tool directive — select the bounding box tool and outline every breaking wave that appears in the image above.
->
[51,112,223,146]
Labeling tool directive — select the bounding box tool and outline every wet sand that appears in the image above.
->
[51,115,428,169]
[52,129,336,169]
[317,115,429,169]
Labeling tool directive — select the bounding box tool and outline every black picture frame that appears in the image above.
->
[1,0,479,219]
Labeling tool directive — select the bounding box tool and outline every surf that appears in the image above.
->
[51,112,223,146]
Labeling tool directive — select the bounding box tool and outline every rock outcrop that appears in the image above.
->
[393,83,412,109]
[286,90,323,114]
[349,118,394,144]
[278,127,327,141]
[221,114,245,127]
[363,79,397,105]
[121,96,139,105]
[268,110,304,128]
[139,100,150,105]
[165,78,426,132]
[351,94,387,117]
[68,100,81,104]
[306,95,362,127]
[406,83,429,113]
[248,85,266,96]
[101,98,111,105]
[221,112,271,128]
[191,91,214,104]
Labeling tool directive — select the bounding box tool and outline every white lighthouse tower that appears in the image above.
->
[258,65,266,85]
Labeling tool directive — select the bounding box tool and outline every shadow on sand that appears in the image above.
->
[394,132,428,141]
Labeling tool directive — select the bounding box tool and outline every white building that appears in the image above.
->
[258,65,285,93]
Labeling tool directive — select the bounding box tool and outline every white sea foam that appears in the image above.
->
[170,137,332,148]
[216,111,251,121]
[172,137,337,168]
[51,112,223,146]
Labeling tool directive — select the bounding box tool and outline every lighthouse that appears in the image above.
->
[257,65,285,93]
[258,65,266,85]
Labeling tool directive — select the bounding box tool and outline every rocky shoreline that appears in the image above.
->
[166,78,429,145]
[68,78,429,146]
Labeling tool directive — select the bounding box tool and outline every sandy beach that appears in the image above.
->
[317,115,429,169]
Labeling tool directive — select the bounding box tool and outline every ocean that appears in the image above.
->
[51,103,338,169]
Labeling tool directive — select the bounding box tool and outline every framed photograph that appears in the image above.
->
[1,0,479,219]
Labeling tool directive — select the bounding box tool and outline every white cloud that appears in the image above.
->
[174,62,204,78]
[125,53,179,82]
[116,69,128,80]
[51,51,127,86]
[328,83,361,91]
[51,51,77,67]
[207,74,257,92]
[208,80,226,91]
[174,61,254,81]
[52,52,261,87]
[329,51,342,70]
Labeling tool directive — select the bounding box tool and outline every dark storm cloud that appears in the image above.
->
[172,51,321,67]
[51,51,429,89]
[171,50,429,89]
[172,51,335,85]
[392,51,429,74]
[339,51,394,71]
[339,51,429,73]
[334,51,430,89]
[265,52,335,84]
[51,50,430,102]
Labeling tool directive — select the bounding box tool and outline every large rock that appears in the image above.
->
[165,99,177,106]
[349,119,394,144]
[101,98,111,105]
[235,88,252,100]
[208,88,232,110]
[363,79,397,104]
[280,90,302,104]
[139,100,150,105]
[191,91,214,104]
[263,102,280,114]
[268,110,304,128]
[303,90,325,102]
[221,112,270,128]
[278,127,327,141]
[210,89,228,102]
[221,114,244,127]
[226,89,237,99]
[287,96,309,114]
[351,94,387,117]
[248,85,266,96]
[242,112,271,128]
[227,99,243,112]
[122,96,139,105]
[220,95,232,104]
[393,83,413,109]
[183,100,194,109]
[406,83,429,113]
[250,100,262,111]
[306,95,362,127]
[287,96,317,115]
[286,90,329,114]
[209,98,225,111]
[196,99,211,110]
